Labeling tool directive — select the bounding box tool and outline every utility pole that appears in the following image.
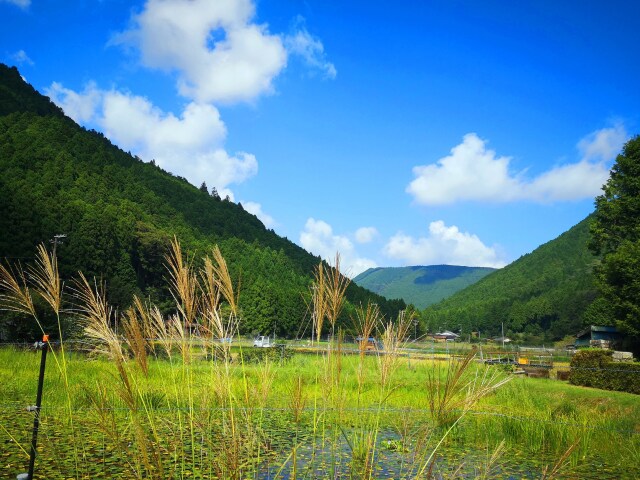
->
[50,234,67,257]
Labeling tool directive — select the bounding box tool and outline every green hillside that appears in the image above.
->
[353,265,495,309]
[426,217,598,342]
[0,64,405,341]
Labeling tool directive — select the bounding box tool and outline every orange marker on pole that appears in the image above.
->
[20,335,49,480]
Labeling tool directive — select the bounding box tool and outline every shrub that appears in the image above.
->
[241,345,292,364]
[569,349,640,394]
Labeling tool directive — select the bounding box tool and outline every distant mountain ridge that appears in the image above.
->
[353,265,496,308]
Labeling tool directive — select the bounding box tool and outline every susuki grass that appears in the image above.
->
[1,347,640,478]
[1,242,639,479]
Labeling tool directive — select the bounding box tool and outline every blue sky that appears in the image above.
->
[2,0,639,276]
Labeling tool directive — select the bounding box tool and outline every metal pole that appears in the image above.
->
[22,335,49,480]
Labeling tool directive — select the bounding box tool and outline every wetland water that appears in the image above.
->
[1,404,635,479]
[252,426,627,479]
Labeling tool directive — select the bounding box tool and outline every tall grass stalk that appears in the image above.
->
[0,261,37,319]
[2,241,599,478]
[311,261,327,346]
[426,349,512,429]
[34,244,80,476]
[354,301,380,360]
[122,303,149,376]
[352,301,379,432]
[541,440,579,479]
[352,300,383,477]
[378,310,413,393]
[474,439,506,480]
[70,239,263,479]
[1,244,83,477]
[348,309,414,478]
[73,272,165,477]
[325,253,350,337]
[309,256,351,477]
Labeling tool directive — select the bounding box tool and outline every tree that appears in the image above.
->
[589,135,640,352]
[199,181,208,194]
[210,186,220,200]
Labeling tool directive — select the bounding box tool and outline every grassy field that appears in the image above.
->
[1,243,639,479]
[1,345,639,479]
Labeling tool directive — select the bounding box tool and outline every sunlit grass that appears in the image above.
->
[2,346,639,478]
[1,242,639,479]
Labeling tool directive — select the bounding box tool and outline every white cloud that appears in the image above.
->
[347,258,379,279]
[526,159,611,202]
[578,123,628,162]
[1,0,30,8]
[46,82,257,194]
[99,91,226,153]
[383,221,506,268]
[43,1,334,217]
[243,201,276,228]
[46,82,102,123]
[301,218,351,258]
[407,133,521,205]
[44,3,336,203]
[355,227,378,244]
[285,17,336,79]
[112,0,287,104]
[10,49,34,65]
[407,125,628,205]
[300,218,377,277]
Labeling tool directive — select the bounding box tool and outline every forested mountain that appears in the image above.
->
[425,217,599,343]
[0,64,405,341]
[353,265,495,309]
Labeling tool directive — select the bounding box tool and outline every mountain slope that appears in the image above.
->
[0,66,64,117]
[353,265,495,308]
[427,217,598,341]
[0,63,405,340]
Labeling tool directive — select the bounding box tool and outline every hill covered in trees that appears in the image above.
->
[353,265,495,309]
[0,64,405,341]
[425,217,599,343]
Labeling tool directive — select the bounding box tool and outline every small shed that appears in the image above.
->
[575,325,622,349]
[430,331,460,342]
[355,336,380,350]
